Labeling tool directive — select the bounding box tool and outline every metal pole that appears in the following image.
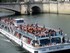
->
[57,0,58,14]
[49,33,52,44]
[49,0,50,13]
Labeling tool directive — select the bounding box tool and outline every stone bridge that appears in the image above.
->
[0,1,70,15]
[0,2,45,15]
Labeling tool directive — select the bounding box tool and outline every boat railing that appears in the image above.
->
[15,29,37,40]
[0,21,39,40]
[0,20,64,40]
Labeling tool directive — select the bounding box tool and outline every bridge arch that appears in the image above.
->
[0,8,21,15]
[31,6,41,14]
[0,4,21,15]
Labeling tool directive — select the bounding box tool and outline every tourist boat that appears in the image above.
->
[0,18,70,53]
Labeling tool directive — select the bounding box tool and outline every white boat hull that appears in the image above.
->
[0,28,70,53]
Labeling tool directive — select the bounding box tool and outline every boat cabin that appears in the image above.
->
[15,28,64,47]
[13,18,25,26]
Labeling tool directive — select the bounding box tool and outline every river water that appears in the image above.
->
[0,11,70,53]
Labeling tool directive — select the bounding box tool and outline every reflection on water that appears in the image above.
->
[0,9,14,17]
[0,12,13,17]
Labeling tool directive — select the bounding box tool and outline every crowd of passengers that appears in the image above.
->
[1,18,63,37]
[18,24,63,37]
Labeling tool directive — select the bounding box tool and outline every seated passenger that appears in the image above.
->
[45,31,49,37]
[41,25,46,32]
[51,30,56,36]
[35,23,38,28]
[22,25,27,31]
[31,24,34,27]
[48,29,52,36]
[40,31,46,37]
[37,27,42,32]
[19,25,23,30]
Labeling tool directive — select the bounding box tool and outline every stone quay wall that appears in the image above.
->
[43,2,70,14]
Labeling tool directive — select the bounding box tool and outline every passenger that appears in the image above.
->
[45,31,49,37]
[32,29,35,34]
[54,30,57,36]
[26,24,29,32]
[23,25,27,31]
[31,24,34,27]
[32,40,36,46]
[42,25,46,31]
[28,38,31,44]
[35,32,40,37]
[28,25,33,33]
[37,27,42,32]
[51,30,56,36]
[40,31,46,37]
[35,27,38,34]
[32,27,36,34]
[19,33,22,39]
[19,25,23,30]
[29,29,33,33]
[35,23,38,29]
[48,29,52,36]
[62,36,65,43]
[59,28,63,35]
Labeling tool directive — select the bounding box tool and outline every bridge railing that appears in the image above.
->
[0,1,70,4]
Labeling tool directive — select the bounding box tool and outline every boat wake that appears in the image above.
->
[0,38,11,42]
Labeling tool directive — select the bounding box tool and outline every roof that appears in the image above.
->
[14,18,24,20]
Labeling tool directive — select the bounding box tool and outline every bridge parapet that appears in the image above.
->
[0,4,21,12]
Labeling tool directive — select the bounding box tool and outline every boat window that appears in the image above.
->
[51,37,61,43]
[32,40,39,46]
[1,25,4,28]
[40,39,50,46]
[5,26,7,30]
[14,32,22,39]
[7,27,10,32]
[14,32,18,36]
[19,33,22,39]
[16,20,24,23]
[10,28,13,33]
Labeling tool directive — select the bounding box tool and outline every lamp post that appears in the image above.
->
[49,0,50,13]
[57,0,58,14]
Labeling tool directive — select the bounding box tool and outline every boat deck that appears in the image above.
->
[0,18,63,40]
